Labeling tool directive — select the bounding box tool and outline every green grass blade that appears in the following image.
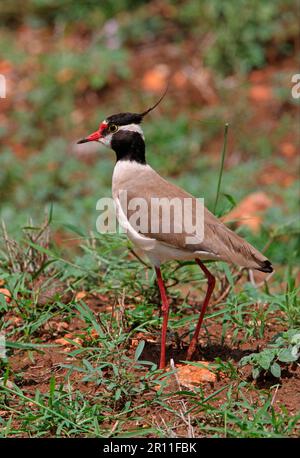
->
[213,123,229,214]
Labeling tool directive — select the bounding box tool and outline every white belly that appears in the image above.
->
[113,195,220,267]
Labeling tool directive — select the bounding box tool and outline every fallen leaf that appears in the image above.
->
[32,277,73,305]
[130,332,156,348]
[249,69,266,84]
[54,338,70,346]
[0,288,11,303]
[57,321,69,331]
[0,60,13,73]
[71,337,83,345]
[280,142,297,159]
[222,192,272,233]
[249,84,272,102]
[64,332,82,341]
[55,333,83,346]
[175,362,216,388]
[44,320,69,333]
[75,291,88,301]
[131,339,139,347]
[154,361,217,391]
[141,65,169,92]
[0,379,14,389]
[9,316,23,326]
[258,165,296,187]
[90,329,99,339]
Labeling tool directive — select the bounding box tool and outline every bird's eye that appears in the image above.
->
[109,124,118,133]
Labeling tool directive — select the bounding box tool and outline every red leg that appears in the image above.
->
[155,266,170,369]
[186,259,216,360]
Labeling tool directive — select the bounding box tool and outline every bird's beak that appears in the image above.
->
[77,130,101,144]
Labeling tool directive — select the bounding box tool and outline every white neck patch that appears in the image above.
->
[118,123,145,140]
[99,122,144,148]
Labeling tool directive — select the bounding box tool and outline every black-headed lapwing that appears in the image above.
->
[78,93,273,369]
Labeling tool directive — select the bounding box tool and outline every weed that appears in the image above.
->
[239,329,300,379]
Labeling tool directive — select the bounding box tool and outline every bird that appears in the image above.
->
[77,91,273,370]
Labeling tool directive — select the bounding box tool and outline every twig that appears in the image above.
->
[214,123,229,214]
[249,268,274,288]
[170,358,195,438]
[128,247,150,268]
[270,384,280,407]
[107,420,119,438]
[1,220,18,272]
[211,269,244,305]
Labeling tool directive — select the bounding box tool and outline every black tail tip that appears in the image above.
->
[257,260,273,273]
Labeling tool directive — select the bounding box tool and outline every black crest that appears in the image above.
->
[106,85,169,127]
[76,87,168,145]
[106,112,143,126]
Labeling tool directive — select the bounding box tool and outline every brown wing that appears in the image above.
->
[114,165,272,272]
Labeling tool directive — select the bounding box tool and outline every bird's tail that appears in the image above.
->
[217,224,274,273]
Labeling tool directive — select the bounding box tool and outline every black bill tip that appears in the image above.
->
[77,138,89,144]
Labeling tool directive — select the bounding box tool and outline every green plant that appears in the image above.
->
[239,329,300,379]
[178,0,297,75]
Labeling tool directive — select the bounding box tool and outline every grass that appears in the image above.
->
[0,201,299,437]
[213,123,229,215]
[0,0,299,439]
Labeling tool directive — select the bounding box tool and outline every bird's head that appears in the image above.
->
[77,111,145,148]
[77,89,167,162]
